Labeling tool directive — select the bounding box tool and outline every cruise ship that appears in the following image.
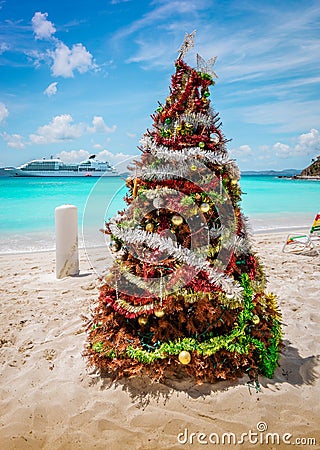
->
[5,155,120,177]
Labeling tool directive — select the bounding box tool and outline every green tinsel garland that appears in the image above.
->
[92,274,282,378]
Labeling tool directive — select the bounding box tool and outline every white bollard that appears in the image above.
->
[55,204,79,279]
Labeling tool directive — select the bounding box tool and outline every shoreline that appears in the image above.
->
[278,175,320,181]
[293,175,320,180]
[0,228,311,255]
[0,228,310,256]
[0,213,314,255]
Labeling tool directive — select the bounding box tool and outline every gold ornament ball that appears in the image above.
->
[172,215,183,226]
[145,223,154,232]
[104,273,113,283]
[110,241,120,252]
[231,180,238,186]
[252,314,260,325]
[200,202,210,213]
[138,315,148,326]
[154,309,165,318]
[190,164,197,171]
[178,350,191,365]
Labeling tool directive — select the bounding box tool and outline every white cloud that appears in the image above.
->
[56,148,137,173]
[28,114,116,145]
[229,144,253,159]
[0,102,9,124]
[273,129,320,159]
[25,49,48,69]
[87,116,117,133]
[28,12,98,77]
[0,42,9,54]
[295,128,320,153]
[273,142,291,159]
[50,42,95,78]
[111,0,131,4]
[29,114,83,144]
[230,129,320,165]
[126,39,174,67]
[1,132,25,149]
[96,149,138,173]
[31,12,56,40]
[57,149,90,162]
[97,149,131,160]
[238,99,320,133]
[44,82,58,96]
[114,0,206,41]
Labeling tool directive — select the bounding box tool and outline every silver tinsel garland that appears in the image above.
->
[138,135,240,180]
[140,135,230,165]
[152,146,230,166]
[180,111,217,129]
[109,222,243,301]
[139,162,200,181]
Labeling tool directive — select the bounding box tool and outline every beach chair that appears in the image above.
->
[282,212,320,255]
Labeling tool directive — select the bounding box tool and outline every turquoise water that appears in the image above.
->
[240,176,320,214]
[0,176,127,232]
[240,176,320,233]
[0,175,319,253]
[0,176,128,253]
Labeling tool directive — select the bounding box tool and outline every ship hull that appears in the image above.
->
[5,169,120,177]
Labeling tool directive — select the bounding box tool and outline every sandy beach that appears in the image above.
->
[0,232,319,450]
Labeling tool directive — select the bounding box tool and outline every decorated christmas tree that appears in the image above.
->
[85,33,282,384]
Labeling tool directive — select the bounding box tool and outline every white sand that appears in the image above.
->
[0,233,319,449]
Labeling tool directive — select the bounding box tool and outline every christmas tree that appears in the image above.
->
[85,33,282,384]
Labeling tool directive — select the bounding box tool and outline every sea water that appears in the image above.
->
[0,175,319,253]
[240,176,320,233]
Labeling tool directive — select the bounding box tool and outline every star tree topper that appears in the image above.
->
[196,54,218,79]
[178,30,197,59]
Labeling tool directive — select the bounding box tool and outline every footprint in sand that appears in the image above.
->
[81,282,96,291]
[43,348,57,361]
[18,340,34,353]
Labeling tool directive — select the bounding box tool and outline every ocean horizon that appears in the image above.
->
[0,175,319,254]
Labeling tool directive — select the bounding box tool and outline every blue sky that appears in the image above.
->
[0,0,320,171]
